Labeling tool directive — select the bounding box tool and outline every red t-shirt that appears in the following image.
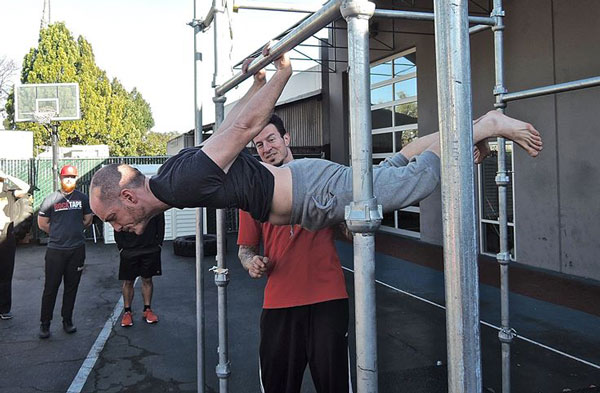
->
[237,210,348,309]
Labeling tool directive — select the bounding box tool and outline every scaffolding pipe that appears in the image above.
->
[502,76,600,102]
[233,0,321,13]
[341,1,380,392]
[212,2,230,391]
[491,2,514,392]
[213,96,231,393]
[432,0,482,392]
[469,24,491,34]
[192,1,205,392]
[215,0,342,96]
[374,9,495,25]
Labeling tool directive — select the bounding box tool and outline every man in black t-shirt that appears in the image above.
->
[38,165,93,339]
[88,50,542,235]
[114,213,164,327]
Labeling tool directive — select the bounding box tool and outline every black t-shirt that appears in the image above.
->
[149,148,274,222]
[39,190,92,250]
[114,212,165,255]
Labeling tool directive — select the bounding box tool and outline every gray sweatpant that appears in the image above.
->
[287,151,440,231]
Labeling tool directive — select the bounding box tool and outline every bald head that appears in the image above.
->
[90,164,162,234]
[90,164,145,204]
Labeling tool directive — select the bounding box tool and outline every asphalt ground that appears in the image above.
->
[0,234,598,393]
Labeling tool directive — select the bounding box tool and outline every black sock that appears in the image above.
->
[143,305,151,311]
[124,307,132,313]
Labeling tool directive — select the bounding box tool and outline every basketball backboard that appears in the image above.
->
[14,83,81,122]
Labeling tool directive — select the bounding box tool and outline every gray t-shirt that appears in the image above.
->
[39,190,92,250]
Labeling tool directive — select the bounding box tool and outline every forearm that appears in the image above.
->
[6,175,30,194]
[400,132,440,160]
[238,245,259,270]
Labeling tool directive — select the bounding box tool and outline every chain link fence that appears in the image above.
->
[1,156,170,241]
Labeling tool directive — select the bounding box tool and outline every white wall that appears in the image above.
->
[0,131,33,159]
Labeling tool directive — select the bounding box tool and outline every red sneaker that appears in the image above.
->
[142,309,158,324]
[121,311,133,327]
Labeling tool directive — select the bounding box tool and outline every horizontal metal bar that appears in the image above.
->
[374,9,495,25]
[233,1,320,13]
[201,5,216,29]
[503,76,600,102]
[215,0,342,96]
[469,24,491,34]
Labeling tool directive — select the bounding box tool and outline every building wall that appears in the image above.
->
[0,131,33,159]
[275,96,324,151]
[326,0,600,280]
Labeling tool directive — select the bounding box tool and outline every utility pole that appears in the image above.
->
[40,0,51,30]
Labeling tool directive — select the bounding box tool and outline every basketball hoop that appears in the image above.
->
[32,110,57,125]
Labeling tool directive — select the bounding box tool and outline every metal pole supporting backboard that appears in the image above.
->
[51,125,59,191]
[433,0,482,391]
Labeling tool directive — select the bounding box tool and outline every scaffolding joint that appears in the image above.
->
[498,327,516,343]
[490,7,505,18]
[340,0,375,20]
[188,18,210,32]
[495,173,510,186]
[493,85,508,95]
[496,251,511,265]
[210,266,230,286]
[494,101,507,109]
[344,198,382,233]
[213,95,227,104]
[215,361,231,378]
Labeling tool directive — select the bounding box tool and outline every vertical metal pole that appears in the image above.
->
[192,0,205,391]
[213,2,230,391]
[213,96,230,393]
[51,124,59,191]
[491,1,514,392]
[341,1,380,392]
[432,1,482,392]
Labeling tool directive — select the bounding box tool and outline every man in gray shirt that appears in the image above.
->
[38,165,93,339]
[0,169,31,320]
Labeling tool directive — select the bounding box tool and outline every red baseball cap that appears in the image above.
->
[60,165,78,177]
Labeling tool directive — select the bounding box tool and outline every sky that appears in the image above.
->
[0,0,324,133]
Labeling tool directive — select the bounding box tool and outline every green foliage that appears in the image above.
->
[141,131,179,156]
[6,22,162,156]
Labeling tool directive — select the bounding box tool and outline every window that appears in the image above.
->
[370,48,420,237]
[478,141,516,259]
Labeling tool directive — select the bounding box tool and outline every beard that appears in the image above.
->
[125,204,150,233]
[61,181,76,193]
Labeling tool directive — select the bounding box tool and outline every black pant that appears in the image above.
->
[40,246,85,323]
[0,228,16,314]
[259,298,351,393]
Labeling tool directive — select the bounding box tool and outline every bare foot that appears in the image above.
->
[474,139,493,164]
[478,111,543,157]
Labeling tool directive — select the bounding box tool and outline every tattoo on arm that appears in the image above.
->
[238,245,258,270]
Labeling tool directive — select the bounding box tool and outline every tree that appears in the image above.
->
[141,131,179,156]
[5,23,159,156]
[0,56,18,128]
